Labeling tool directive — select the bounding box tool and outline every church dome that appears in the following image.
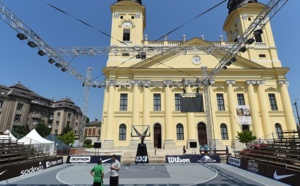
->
[228,0,258,14]
[117,0,142,5]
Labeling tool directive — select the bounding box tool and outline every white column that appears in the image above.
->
[246,80,264,138]
[164,85,172,140]
[132,82,139,125]
[256,81,272,138]
[226,80,239,139]
[278,80,296,130]
[143,86,150,125]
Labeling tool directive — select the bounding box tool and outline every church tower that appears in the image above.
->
[223,0,281,68]
[110,0,145,46]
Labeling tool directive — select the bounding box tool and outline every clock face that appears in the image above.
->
[192,56,201,65]
[122,21,133,27]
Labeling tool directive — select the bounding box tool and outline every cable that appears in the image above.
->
[41,0,226,82]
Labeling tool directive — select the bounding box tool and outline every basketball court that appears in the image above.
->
[0,162,289,186]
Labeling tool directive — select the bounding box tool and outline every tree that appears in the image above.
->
[61,123,72,135]
[236,130,257,148]
[35,124,51,137]
[13,125,30,138]
[59,131,75,146]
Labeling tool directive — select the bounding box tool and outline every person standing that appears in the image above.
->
[183,146,186,155]
[199,144,203,154]
[110,154,120,186]
[90,159,104,186]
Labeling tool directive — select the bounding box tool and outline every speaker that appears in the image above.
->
[94,142,101,149]
[189,142,197,148]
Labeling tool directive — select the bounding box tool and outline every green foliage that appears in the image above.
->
[84,139,92,146]
[35,124,51,137]
[236,130,257,148]
[86,117,90,123]
[61,123,72,135]
[13,125,29,138]
[58,131,75,145]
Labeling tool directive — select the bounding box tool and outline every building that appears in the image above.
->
[100,0,297,150]
[85,119,101,144]
[0,82,82,138]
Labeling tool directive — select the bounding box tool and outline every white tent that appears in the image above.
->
[18,129,55,153]
[0,130,18,143]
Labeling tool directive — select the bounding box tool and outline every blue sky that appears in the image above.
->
[0,0,299,123]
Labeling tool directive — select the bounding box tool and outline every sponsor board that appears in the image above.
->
[18,162,44,176]
[239,158,300,186]
[69,156,91,163]
[166,155,220,163]
[0,165,16,181]
[66,155,121,164]
[45,157,63,168]
[227,157,241,167]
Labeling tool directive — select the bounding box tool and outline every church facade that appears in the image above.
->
[100,0,296,150]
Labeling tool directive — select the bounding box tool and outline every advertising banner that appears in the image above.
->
[0,164,17,181]
[166,154,220,163]
[44,157,63,169]
[227,156,241,167]
[17,161,45,176]
[66,155,121,164]
[236,105,252,125]
[239,158,300,185]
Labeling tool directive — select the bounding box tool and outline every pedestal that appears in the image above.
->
[135,143,149,163]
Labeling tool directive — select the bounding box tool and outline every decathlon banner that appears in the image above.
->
[227,156,241,167]
[66,155,121,164]
[165,154,220,163]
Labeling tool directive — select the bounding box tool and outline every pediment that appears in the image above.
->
[130,37,267,71]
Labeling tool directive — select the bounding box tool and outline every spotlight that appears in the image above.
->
[246,38,255,45]
[17,33,27,40]
[239,46,246,53]
[38,50,46,56]
[27,41,37,48]
[61,67,68,72]
[55,63,62,68]
[230,57,237,62]
[226,62,232,66]
[222,66,227,70]
[140,52,146,60]
[254,29,263,36]
[48,58,55,64]
[92,84,96,88]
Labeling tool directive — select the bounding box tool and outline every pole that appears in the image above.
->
[293,101,300,127]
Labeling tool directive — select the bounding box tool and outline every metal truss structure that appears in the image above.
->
[0,0,288,147]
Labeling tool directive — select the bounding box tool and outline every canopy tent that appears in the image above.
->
[18,129,55,153]
[0,130,18,143]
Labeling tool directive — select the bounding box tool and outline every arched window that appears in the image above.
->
[119,124,126,141]
[220,123,228,140]
[275,123,283,139]
[176,123,184,140]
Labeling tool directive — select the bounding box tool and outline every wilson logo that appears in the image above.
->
[167,157,190,163]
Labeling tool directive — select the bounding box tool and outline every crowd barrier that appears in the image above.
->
[0,156,63,181]
[227,156,300,185]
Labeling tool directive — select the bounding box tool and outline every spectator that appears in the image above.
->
[90,159,104,186]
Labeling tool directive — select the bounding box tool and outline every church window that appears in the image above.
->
[120,93,128,111]
[216,94,225,111]
[268,94,278,110]
[220,124,228,140]
[176,123,184,140]
[175,94,181,111]
[259,54,266,58]
[153,94,161,111]
[237,94,245,105]
[123,29,130,41]
[275,123,283,138]
[119,124,126,141]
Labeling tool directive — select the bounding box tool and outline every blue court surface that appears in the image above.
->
[0,163,289,186]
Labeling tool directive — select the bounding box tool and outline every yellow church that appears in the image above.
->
[100,0,296,150]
